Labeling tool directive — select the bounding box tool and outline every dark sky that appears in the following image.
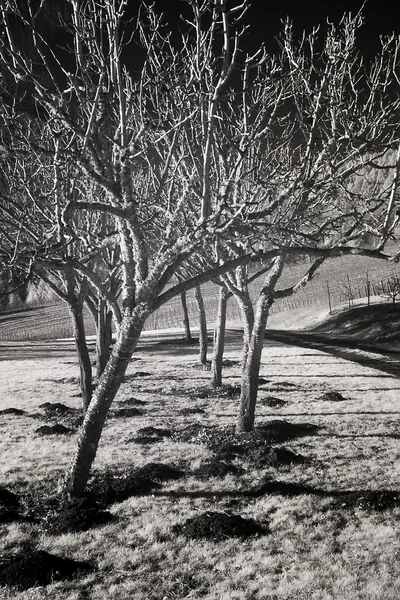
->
[155,0,399,58]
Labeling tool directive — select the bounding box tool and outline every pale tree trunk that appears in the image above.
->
[68,302,93,412]
[180,291,193,343]
[96,299,113,378]
[63,307,149,497]
[236,293,255,374]
[194,285,208,365]
[237,257,285,433]
[211,285,229,388]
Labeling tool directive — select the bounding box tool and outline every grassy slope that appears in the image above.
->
[311,303,400,352]
[1,334,400,599]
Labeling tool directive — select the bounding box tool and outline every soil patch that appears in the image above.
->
[0,408,25,416]
[35,424,74,436]
[179,407,206,415]
[110,407,143,418]
[173,421,318,450]
[173,511,268,540]
[0,487,21,523]
[124,371,151,381]
[134,463,184,482]
[0,549,93,590]
[259,396,287,408]
[132,426,172,444]
[89,469,161,504]
[40,496,114,534]
[319,391,347,402]
[247,479,319,498]
[119,397,147,406]
[193,461,243,480]
[247,446,306,467]
[337,490,400,511]
[39,402,83,428]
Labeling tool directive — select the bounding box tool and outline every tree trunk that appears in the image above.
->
[236,257,284,433]
[236,293,254,374]
[96,299,113,377]
[63,307,148,498]
[194,285,208,365]
[236,293,271,432]
[180,291,192,343]
[68,302,92,412]
[211,285,228,388]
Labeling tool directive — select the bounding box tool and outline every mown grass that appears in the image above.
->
[1,333,400,599]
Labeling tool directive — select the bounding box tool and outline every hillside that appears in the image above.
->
[1,252,400,342]
[310,302,400,352]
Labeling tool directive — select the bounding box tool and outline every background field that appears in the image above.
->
[1,254,400,342]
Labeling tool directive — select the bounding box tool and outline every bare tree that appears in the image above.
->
[0,1,398,493]
[378,276,400,304]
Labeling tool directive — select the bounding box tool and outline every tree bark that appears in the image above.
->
[180,291,192,343]
[96,299,113,377]
[211,285,229,388]
[68,302,92,412]
[63,306,148,498]
[194,285,208,365]
[236,293,255,374]
[236,257,284,433]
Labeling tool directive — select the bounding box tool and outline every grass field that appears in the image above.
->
[1,326,400,599]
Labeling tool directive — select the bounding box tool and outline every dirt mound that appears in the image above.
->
[124,371,151,381]
[119,397,147,406]
[255,420,319,443]
[89,469,160,504]
[173,511,268,540]
[110,407,143,418]
[259,396,287,408]
[338,490,400,511]
[0,549,93,590]
[0,408,25,416]
[133,426,172,444]
[174,421,317,450]
[134,463,184,482]
[248,446,306,467]
[179,407,206,415]
[39,403,83,428]
[35,424,74,436]
[0,487,21,523]
[319,391,347,402]
[171,423,215,444]
[247,479,318,498]
[38,496,113,534]
[214,442,246,460]
[193,460,243,480]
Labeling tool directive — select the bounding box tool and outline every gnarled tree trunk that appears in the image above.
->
[194,285,208,365]
[211,285,229,388]
[68,301,93,412]
[96,299,113,378]
[180,291,193,343]
[63,306,149,498]
[236,257,284,432]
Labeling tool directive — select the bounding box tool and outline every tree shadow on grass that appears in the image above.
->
[267,330,400,378]
[152,481,400,511]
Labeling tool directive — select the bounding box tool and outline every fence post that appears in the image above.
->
[366,271,370,307]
